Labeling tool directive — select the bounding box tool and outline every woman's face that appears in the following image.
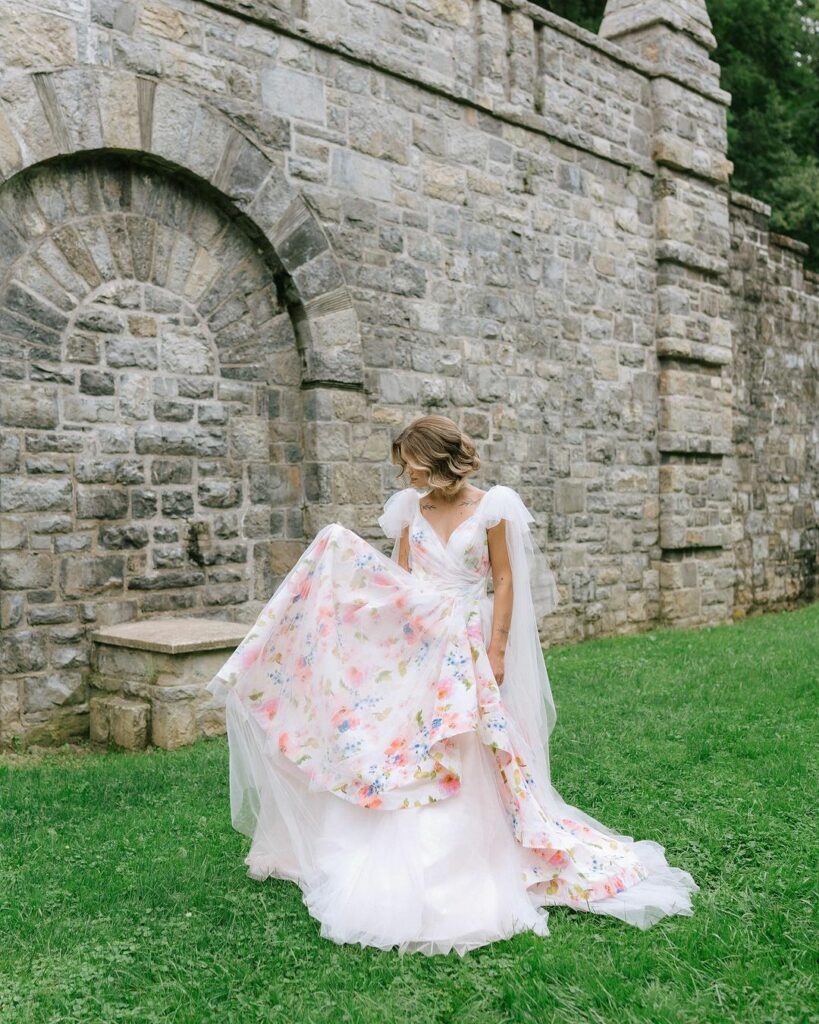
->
[401,453,430,488]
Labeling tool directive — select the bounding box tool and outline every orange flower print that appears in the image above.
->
[240,643,262,669]
[357,785,383,809]
[438,772,461,796]
[346,664,365,687]
[293,575,312,602]
[341,600,367,624]
[258,697,279,721]
[436,678,453,700]
[278,732,289,753]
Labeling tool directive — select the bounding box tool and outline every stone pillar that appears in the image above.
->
[600,0,737,626]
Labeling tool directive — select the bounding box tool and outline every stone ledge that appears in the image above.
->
[769,232,810,256]
[88,617,242,749]
[729,190,772,217]
[656,240,729,277]
[89,617,250,654]
[656,337,732,365]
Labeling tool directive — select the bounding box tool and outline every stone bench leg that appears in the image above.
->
[90,694,151,751]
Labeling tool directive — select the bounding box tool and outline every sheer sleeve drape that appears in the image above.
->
[377,487,418,563]
[480,485,560,791]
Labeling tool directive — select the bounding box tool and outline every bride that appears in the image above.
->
[206,414,699,956]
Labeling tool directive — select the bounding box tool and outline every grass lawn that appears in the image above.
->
[1,601,817,1024]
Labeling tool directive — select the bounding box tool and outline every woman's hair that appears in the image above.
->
[390,415,481,499]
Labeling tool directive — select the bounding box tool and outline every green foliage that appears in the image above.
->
[535,0,819,269]
[1,602,817,1023]
[710,0,819,268]
[538,0,603,32]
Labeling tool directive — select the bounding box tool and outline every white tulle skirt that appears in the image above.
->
[219,681,700,956]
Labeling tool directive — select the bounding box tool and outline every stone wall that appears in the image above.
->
[729,192,819,611]
[0,0,816,747]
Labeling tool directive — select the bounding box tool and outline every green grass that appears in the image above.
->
[1,602,817,1024]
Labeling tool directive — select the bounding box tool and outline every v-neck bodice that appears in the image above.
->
[406,485,499,599]
[415,487,495,552]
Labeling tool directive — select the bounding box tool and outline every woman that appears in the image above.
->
[207,415,699,955]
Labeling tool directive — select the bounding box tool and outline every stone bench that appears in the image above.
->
[88,617,249,751]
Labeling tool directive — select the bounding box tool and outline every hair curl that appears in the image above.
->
[389,415,481,499]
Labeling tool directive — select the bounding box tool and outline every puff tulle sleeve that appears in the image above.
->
[480,484,535,531]
[377,487,417,540]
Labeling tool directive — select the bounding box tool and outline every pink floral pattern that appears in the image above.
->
[211,485,651,908]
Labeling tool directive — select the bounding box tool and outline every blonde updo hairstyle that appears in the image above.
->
[390,415,481,500]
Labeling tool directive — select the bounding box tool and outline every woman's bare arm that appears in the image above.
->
[398,525,411,572]
[486,519,512,683]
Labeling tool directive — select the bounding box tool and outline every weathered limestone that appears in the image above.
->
[729,192,819,612]
[88,617,249,749]
[0,0,816,748]
[601,0,741,628]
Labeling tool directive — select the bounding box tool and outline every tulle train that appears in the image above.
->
[218,677,699,956]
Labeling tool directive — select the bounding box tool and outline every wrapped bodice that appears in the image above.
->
[402,488,495,604]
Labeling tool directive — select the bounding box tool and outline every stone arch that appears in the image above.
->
[0,69,364,747]
[0,66,363,388]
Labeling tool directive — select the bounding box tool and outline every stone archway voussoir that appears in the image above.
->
[0,73,61,176]
[96,70,142,151]
[48,68,105,153]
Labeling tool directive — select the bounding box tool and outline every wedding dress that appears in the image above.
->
[206,484,699,956]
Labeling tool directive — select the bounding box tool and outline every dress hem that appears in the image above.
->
[215,681,699,952]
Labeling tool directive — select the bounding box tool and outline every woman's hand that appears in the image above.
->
[487,645,506,685]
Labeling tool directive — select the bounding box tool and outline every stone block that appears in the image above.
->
[76,488,130,519]
[89,692,115,742]
[110,697,150,750]
[0,552,53,590]
[0,105,22,177]
[151,699,196,750]
[98,71,141,149]
[22,671,86,713]
[196,703,226,737]
[0,14,77,68]
[269,540,306,575]
[1,477,72,513]
[60,554,125,597]
[261,66,325,124]
[23,709,88,746]
[51,68,104,151]
[0,385,59,428]
[555,481,585,514]
[0,678,21,731]
[331,149,392,202]
[1,631,47,673]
